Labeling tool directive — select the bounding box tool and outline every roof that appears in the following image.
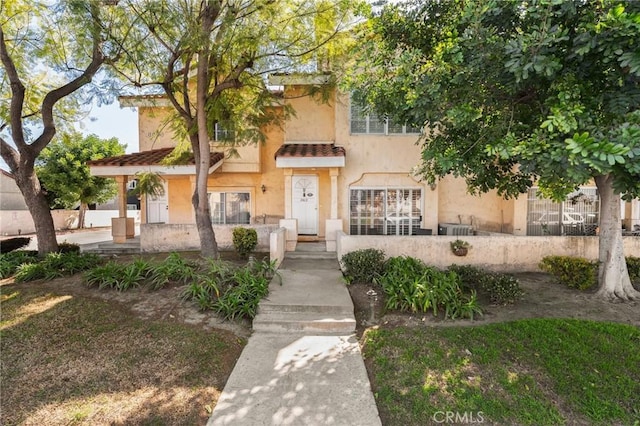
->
[274,143,346,168]
[88,148,225,176]
[87,147,223,167]
[274,143,345,159]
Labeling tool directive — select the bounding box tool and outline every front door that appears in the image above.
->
[147,181,168,223]
[292,175,318,235]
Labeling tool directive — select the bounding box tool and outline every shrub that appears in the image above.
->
[340,248,386,284]
[378,256,482,320]
[148,252,198,290]
[213,267,270,320]
[448,265,523,305]
[57,242,80,253]
[85,258,151,291]
[539,256,597,290]
[0,237,31,254]
[13,252,100,282]
[232,227,258,258]
[0,251,38,279]
[626,256,640,284]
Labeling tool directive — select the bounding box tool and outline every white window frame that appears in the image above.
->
[208,190,252,225]
[349,187,423,236]
[350,97,421,135]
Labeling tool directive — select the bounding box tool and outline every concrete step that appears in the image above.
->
[258,301,353,315]
[252,311,356,334]
[82,245,141,255]
[285,251,337,260]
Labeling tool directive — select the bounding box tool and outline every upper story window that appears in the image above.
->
[350,96,421,135]
[213,122,234,142]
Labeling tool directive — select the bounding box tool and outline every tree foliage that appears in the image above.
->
[1,0,135,253]
[36,132,125,227]
[349,0,640,300]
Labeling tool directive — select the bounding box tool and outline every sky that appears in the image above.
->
[80,101,139,153]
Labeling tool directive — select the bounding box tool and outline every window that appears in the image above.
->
[349,188,422,236]
[350,98,420,135]
[209,191,251,224]
[213,122,234,142]
[527,188,599,236]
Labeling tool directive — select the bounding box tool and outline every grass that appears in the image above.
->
[362,319,640,426]
[0,287,245,426]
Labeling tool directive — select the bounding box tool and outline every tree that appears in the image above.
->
[0,1,132,254]
[113,0,365,258]
[350,0,640,300]
[37,132,125,229]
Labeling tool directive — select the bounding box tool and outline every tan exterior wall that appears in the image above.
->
[437,176,513,233]
[138,107,180,151]
[337,233,640,272]
[284,87,335,142]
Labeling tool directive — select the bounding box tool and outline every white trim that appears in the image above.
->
[268,74,331,86]
[118,96,172,108]
[276,156,345,168]
[90,158,224,176]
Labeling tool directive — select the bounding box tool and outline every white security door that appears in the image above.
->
[292,175,318,235]
[147,181,168,223]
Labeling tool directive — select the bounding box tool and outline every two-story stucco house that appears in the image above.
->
[88,73,640,251]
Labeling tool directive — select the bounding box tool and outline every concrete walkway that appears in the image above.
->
[208,249,382,426]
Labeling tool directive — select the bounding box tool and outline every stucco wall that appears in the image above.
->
[140,223,278,252]
[336,232,640,272]
[1,210,140,236]
[138,107,179,151]
[284,87,336,142]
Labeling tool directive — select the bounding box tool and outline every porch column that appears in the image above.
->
[111,175,132,243]
[284,168,293,219]
[330,167,339,219]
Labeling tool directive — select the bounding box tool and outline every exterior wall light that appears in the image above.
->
[261,184,266,193]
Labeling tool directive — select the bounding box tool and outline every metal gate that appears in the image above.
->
[527,188,599,236]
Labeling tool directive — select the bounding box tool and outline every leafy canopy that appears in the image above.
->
[36,132,125,209]
[348,0,640,200]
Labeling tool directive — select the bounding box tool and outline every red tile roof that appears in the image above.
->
[88,147,224,167]
[274,144,346,159]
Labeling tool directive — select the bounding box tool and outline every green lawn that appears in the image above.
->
[0,287,245,426]
[363,319,640,426]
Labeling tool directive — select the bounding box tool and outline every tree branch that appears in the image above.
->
[0,26,28,151]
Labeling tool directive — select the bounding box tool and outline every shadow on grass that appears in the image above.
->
[0,287,245,426]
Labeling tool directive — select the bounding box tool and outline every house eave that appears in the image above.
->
[275,157,345,168]
[90,159,224,176]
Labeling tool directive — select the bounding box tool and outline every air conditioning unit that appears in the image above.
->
[438,223,473,236]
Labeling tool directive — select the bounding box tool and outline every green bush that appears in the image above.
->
[213,267,270,320]
[448,265,523,305]
[626,256,640,284]
[232,227,258,258]
[179,258,274,319]
[539,256,597,290]
[340,248,386,284]
[0,251,38,279]
[57,242,80,253]
[85,258,151,291]
[13,252,100,282]
[378,256,482,320]
[148,252,198,290]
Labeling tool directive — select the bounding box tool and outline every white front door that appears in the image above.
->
[292,175,318,235]
[147,182,168,223]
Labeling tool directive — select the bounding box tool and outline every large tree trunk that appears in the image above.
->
[78,202,88,229]
[190,129,218,259]
[594,174,640,301]
[15,169,58,255]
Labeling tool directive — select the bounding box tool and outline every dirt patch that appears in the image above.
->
[349,272,640,337]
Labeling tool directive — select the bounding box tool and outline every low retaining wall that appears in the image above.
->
[270,227,286,269]
[336,232,640,272]
[140,223,278,253]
